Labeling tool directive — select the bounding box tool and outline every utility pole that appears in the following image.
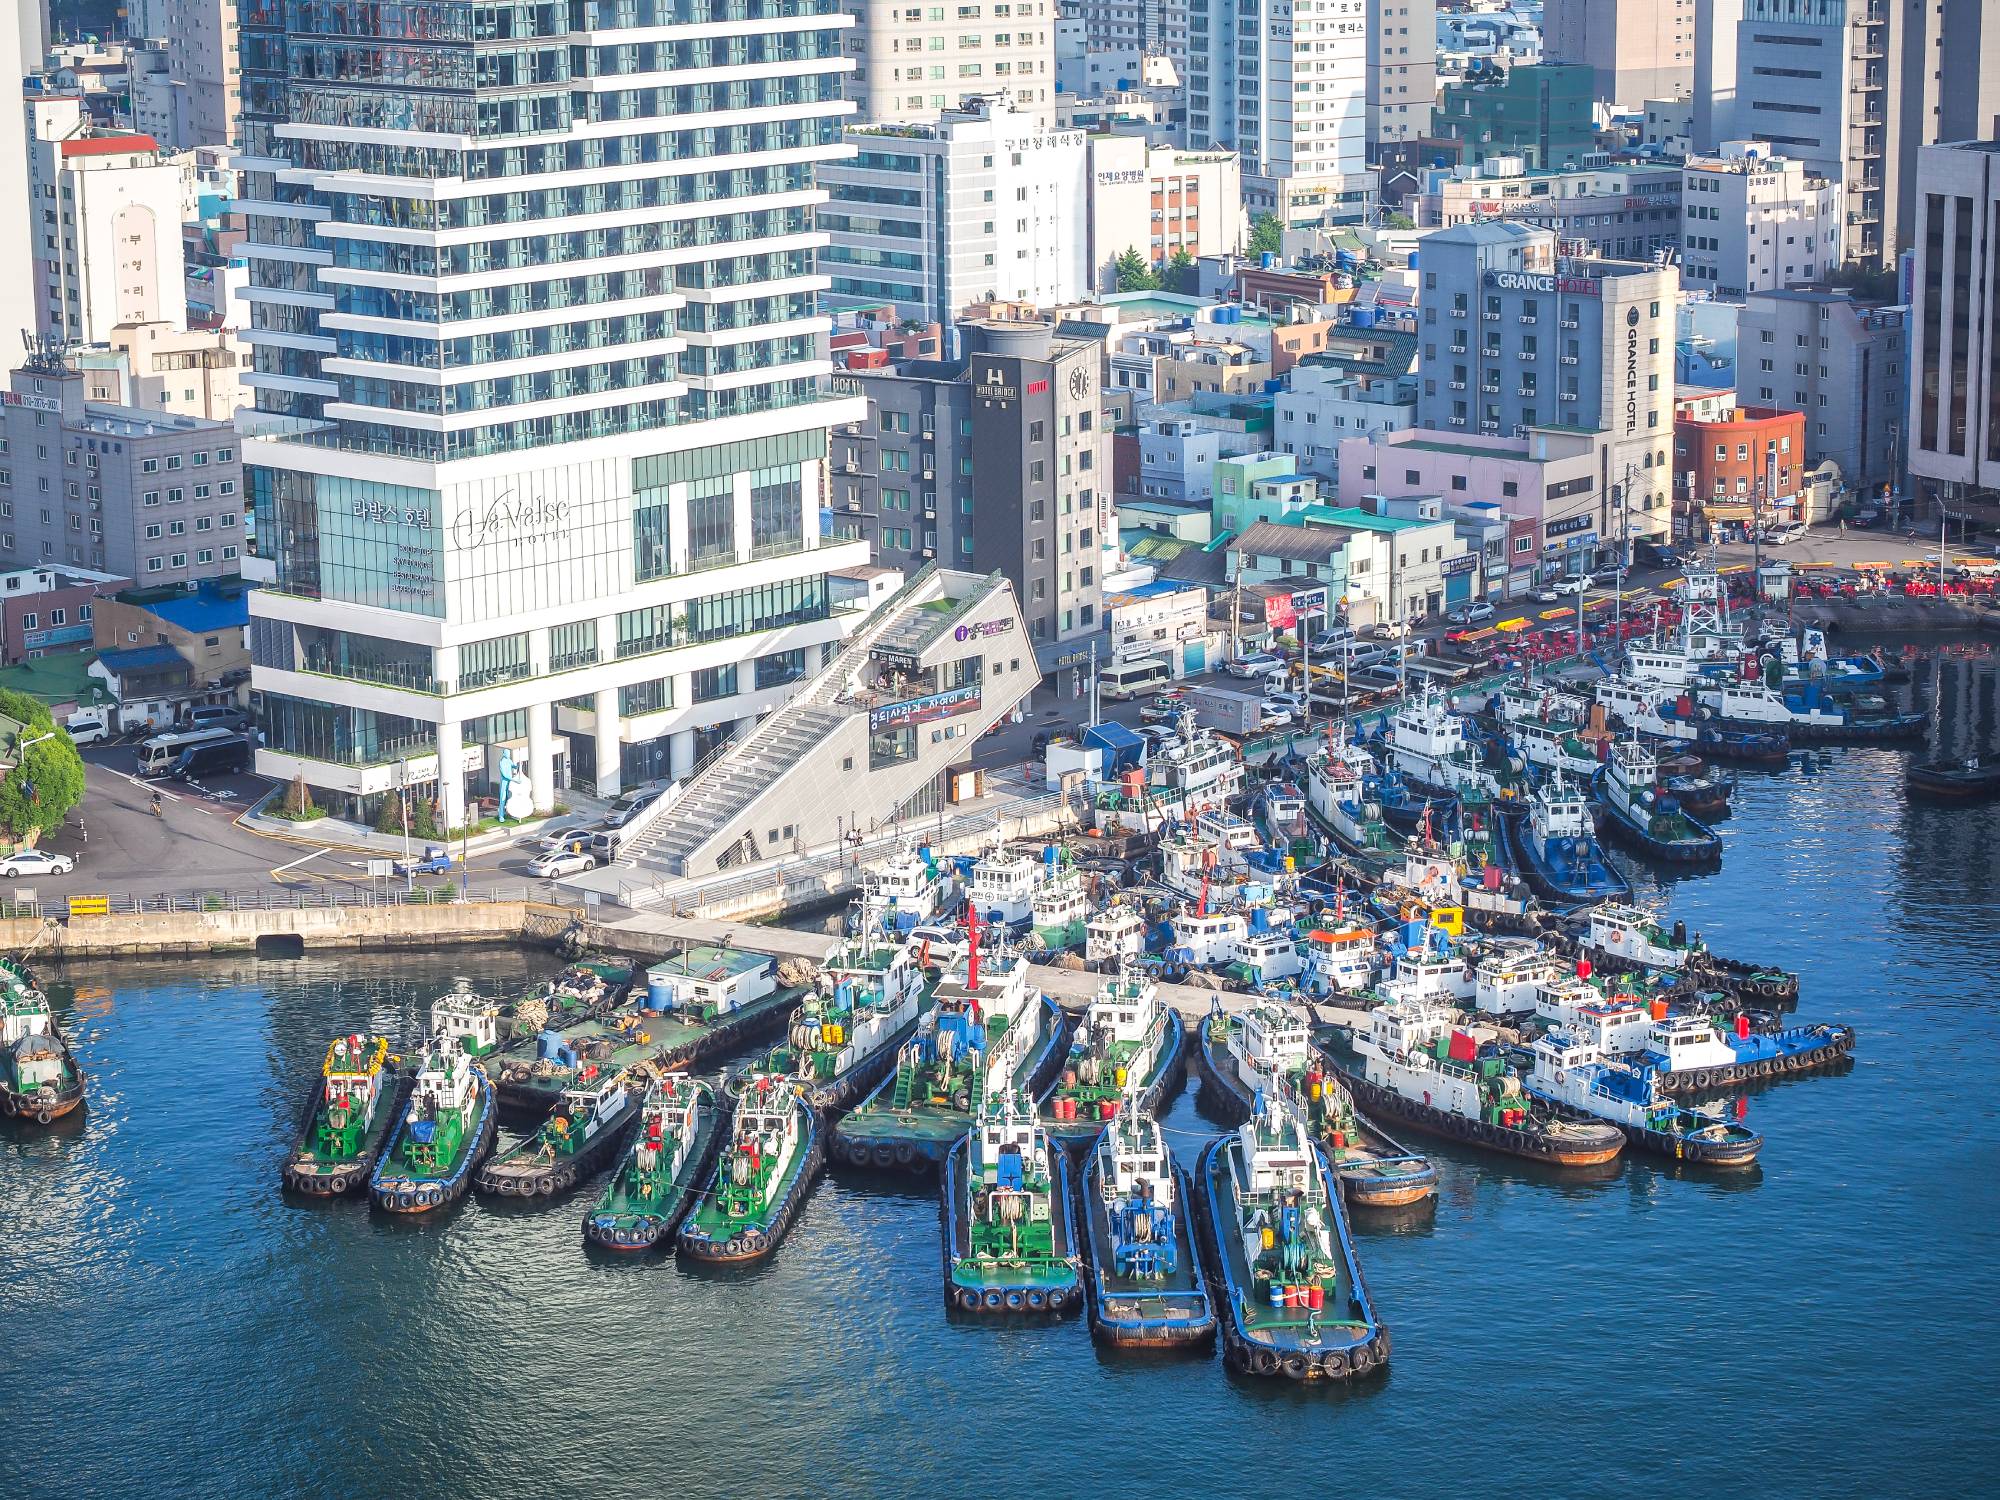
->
[1228,557,1242,661]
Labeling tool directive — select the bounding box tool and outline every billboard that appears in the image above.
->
[869,685,981,731]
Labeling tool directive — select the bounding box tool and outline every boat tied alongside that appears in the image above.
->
[1077,1106,1215,1348]
[370,996,499,1214]
[941,1093,1081,1317]
[1041,963,1185,1146]
[475,1068,643,1201]
[281,1033,404,1196]
[678,1074,820,1264]
[1,961,84,1126]
[583,1073,727,1252]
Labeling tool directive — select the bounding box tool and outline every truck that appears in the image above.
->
[393,845,460,877]
[1186,685,1278,738]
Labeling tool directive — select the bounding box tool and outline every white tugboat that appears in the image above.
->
[1526,1030,1762,1165]
[1325,996,1626,1168]
[1497,770,1631,903]
[1640,1012,1856,1095]
[1042,964,1185,1142]
[1164,905,1249,970]
[1494,680,1606,779]
[1304,736,1400,868]
[1093,711,1245,834]
[1194,809,1264,873]
[1473,945,1564,1018]
[1085,902,1148,967]
[1079,1106,1215,1348]
[1532,972,1658,1054]
[1381,689,1494,798]
[476,1069,643,1199]
[1300,919,1381,997]
[1029,850,1091,953]
[966,836,1044,930]
[861,843,959,934]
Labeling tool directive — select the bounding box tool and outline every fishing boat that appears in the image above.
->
[280,1033,405,1196]
[486,959,633,1114]
[476,1068,643,1200]
[1326,996,1626,1168]
[1577,904,1799,1008]
[1377,688,1496,799]
[1596,678,1792,764]
[1496,772,1631,902]
[834,913,1069,1173]
[1654,753,1735,819]
[0,962,83,1126]
[1077,1106,1215,1349]
[1253,777,1323,869]
[678,1074,820,1264]
[497,949,799,1116]
[1194,809,1265,876]
[583,1074,726,1252]
[941,1094,1081,1317]
[1525,1030,1762,1166]
[1643,1012,1856,1095]
[1092,711,1245,835]
[1472,944,1564,1017]
[1694,676,1925,743]
[1906,754,2000,801]
[1199,1002,1437,1209]
[1304,737,1402,873]
[1041,964,1184,1146]
[965,836,1045,929]
[1084,902,1148,968]
[751,929,929,1115]
[1592,739,1723,864]
[1162,904,1248,972]
[1193,1090,1389,1382]
[370,1011,499,1214]
[860,842,958,933]
[1029,848,1091,953]
[1298,916,1381,997]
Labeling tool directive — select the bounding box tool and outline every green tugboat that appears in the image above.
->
[1040,964,1185,1148]
[748,925,930,1114]
[583,1074,727,1253]
[833,910,1068,1173]
[941,1092,1081,1318]
[494,951,802,1117]
[1,959,84,1125]
[369,989,499,1214]
[280,1033,405,1196]
[678,1075,820,1265]
[475,1068,644,1201]
[1194,1090,1390,1382]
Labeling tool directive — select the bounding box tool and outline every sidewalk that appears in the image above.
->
[236,796,566,859]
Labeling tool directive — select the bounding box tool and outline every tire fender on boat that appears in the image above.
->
[35,1107,52,1125]
[1321,1350,1349,1379]
[983,1290,1003,1311]
[536,1173,556,1196]
[1252,1348,1279,1376]
[1284,1355,1310,1380]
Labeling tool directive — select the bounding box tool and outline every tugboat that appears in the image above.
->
[1644,1012,1856,1095]
[0,962,84,1125]
[1654,753,1735,819]
[750,928,929,1114]
[678,1074,820,1264]
[370,1011,499,1214]
[280,1033,405,1196]
[1199,1003,1437,1210]
[1254,777,1323,870]
[1379,688,1496,799]
[1525,1029,1762,1166]
[941,1093,1081,1317]
[1040,964,1185,1147]
[583,1073,726,1253]
[1298,912,1381,997]
[834,910,1069,1173]
[1077,1105,1215,1349]
[1085,901,1148,968]
[1496,771,1631,902]
[1577,904,1800,1009]
[1304,735,1402,875]
[1326,996,1626,1169]
[1694,675,1926,743]
[860,842,958,933]
[1593,739,1723,865]
[1193,1089,1389,1382]
[965,835,1044,930]
[1596,678,1791,764]
[475,1069,643,1200]
[1029,847,1091,953]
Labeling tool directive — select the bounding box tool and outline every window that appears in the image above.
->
[166,454,182,470]
[20,612,35,630]
[147,557,163,573]
[691,663,739,703]
[171,553,187,567]
[196,549,213,564]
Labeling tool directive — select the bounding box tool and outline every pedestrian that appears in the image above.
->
[1839,518,1847,534]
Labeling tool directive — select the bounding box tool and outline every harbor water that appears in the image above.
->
[6,650,2000,1497]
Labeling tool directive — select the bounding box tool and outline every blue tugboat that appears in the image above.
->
[942,1093,1081,1317]
[1525,1029,1762,1165]
[1592,740,1723,865]
[1193,1089,1389,1382]
[1077,1106,1215,1349]
[1497,772,1631,902]
[1644,1012,1856,1095]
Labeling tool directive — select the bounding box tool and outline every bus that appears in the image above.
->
[1098,656,1173,701]
[137,726,242,776]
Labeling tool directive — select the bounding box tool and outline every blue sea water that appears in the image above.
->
[5,653,2000,1499]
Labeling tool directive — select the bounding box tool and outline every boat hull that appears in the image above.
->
[1496,806,1631,903]
[940,1134,1082,1318]
[1654,1025,1856,1096]
[796,1013,926,1118]
[1530,1092,1762,1166]
[1044,1011,1186,1150]
[1,1074,85,1126]
[1325,1056,1625,1168]
[676,1105,822,1265]
[475,1095,643,1202]
[369,1066,499,1215]
[1711,711,1925,744]
[1191,1136,1388,1383]
[1592,795,1723,865]
[280,1073,407,1197]
[1907,763,2000,801]
[1078,1154,1215,1350]
[583,1097,730,1254]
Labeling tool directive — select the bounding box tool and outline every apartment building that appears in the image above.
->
[845,0,1058,126]
[1680,146,1841,298]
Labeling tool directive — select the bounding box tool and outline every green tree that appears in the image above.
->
[1384,211,1416,230]
[411,795,439,841]
[1113,246,1160,292]
[375,788,406,836]
[0,690,87,841]
[1162,247,1199,294]
[1247,213,1283,258]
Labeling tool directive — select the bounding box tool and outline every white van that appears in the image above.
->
[1098,657,1172,701]
[137,726,240,776]
[64,710,112,747]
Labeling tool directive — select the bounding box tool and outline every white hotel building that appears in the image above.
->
[235,0,874,827]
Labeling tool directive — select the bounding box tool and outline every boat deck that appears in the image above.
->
[1080,1165,1206,1310]
[592,1102,725,1229]
[1202,1139,1374,1349]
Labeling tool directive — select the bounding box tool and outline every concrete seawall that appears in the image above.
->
[3,901,552,959]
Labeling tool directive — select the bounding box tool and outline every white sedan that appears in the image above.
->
[0,849,74,877]
[527,849,597,879]
[1554,574,1596,596]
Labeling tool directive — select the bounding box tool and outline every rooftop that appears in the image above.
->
[60,133,158,159]
[1233,520,1349,562]
[0,651,110,709]
[122,578,253,634]
[98,644,186,673]
[1302,505,1432,533]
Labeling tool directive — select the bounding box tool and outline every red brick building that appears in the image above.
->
[1672,402,1807,539]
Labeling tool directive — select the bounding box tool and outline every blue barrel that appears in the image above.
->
[644,972,676,1012]
[537,1028,564,1060]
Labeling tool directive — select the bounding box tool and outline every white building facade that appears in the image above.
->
[30,131,190,346]
[1086,134,1243,288]
[1680,147,1841,301]
[1275,363,1418,484]
[236,0,874,826]
[844,0,1058,126]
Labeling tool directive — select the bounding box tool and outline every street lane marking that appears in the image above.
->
[123,774,182,801]
[272,847,333,876]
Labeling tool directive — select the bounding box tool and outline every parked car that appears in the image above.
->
[63,710,112,747]
[1532,586,1561,603]
[598,783,671,829]
[1258,705,1296,730]
[1135,724,1178,753]
[1448,601,1497,625]
[1554,574,1596,596]
[1264,690,1307,714]
[1760,522,1808,545]
[908,924,969,968]
[186,705,250,732]
[1224,652,1285,679]
[1137,694,1183,724]
[393,845,459,877]
[0,849,75,878]
[1368,621,1413,641]
[527,849,597,879]
[528,824,597,854]
[1633,541,1684,568]
[1308,624,1356,652]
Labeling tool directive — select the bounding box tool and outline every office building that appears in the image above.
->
[1673,399,1808,533]
[27,130,189,346]
[1905,141,2000,505]
[1680,146,1841,299]
[1085,137,1243,289]
[0,18,34,351]
[235,0,877,826]
[1418,158,1683,261]
[832,318,1107,644]
[0,360,244,582]
[1738,286,1906,496]
[1692,0,1743,149]
[822,100,1088,333]
[1368,0,1437,152]
[844,0,1058,126]
[1416,219,1677,550]
[1435,63,1598,171]
[1543,0,1692,109]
